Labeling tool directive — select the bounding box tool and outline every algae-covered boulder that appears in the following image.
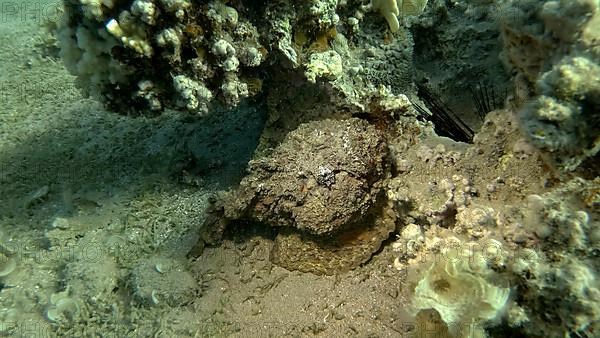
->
[200,117,394,274]
[223,117,388,236]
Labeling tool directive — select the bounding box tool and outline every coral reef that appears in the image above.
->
[57,0,266,115]
[387,109,532,336]
[498,0,600,171]
[389,107,599,337]
[56,0,419,121]
[222,118,387,236]
[48,0,600,336]
[512,178,600,337]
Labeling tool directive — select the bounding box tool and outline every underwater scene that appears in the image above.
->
[0,0,599,337]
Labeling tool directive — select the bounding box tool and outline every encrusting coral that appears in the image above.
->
[499,0,600,171]
[57,0,266,115]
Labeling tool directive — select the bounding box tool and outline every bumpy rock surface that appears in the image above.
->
[223,118,388,236]
[271,200,396,275]
[499,0,600,171]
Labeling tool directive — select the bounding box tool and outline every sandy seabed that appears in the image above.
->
[0,2,418,336]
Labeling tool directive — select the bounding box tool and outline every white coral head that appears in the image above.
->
[372,0,429,32]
